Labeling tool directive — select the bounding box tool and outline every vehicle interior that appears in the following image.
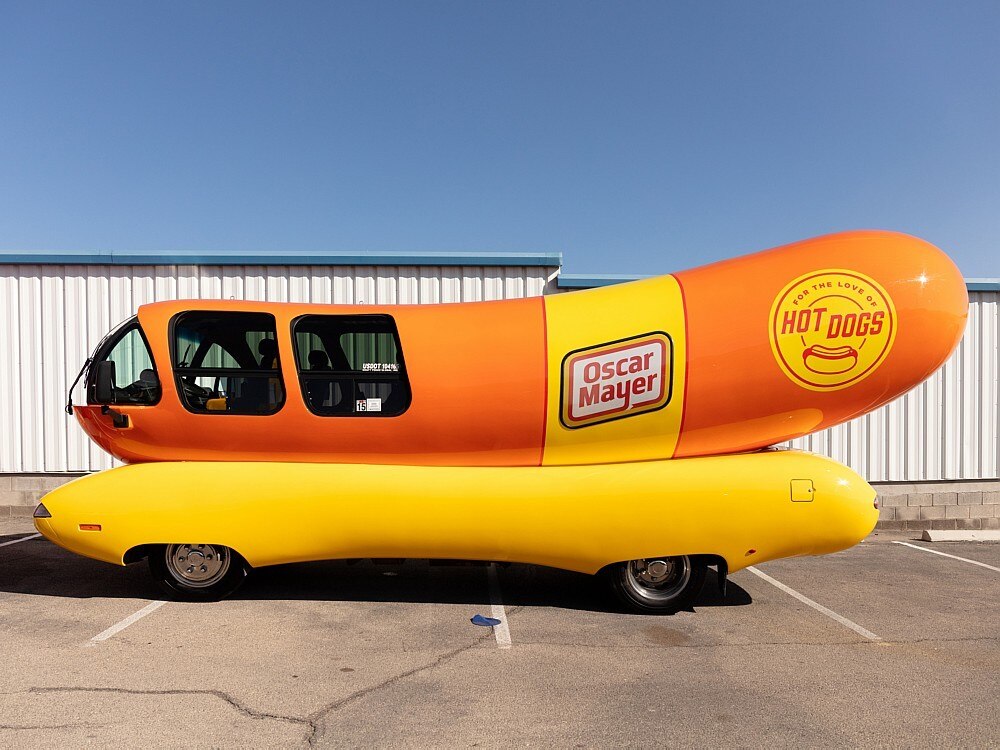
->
[83,311,411,418]
[292,314,410,417]
[172,312,284,415]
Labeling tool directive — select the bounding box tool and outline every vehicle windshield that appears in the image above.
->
[84,316,161,405]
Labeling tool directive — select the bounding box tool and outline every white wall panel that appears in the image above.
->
[18,269,44,472]
[0,273,22,471]
[786,292,999,481]
[0,263,553,473]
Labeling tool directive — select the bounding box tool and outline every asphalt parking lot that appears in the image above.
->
[1,517,998,749]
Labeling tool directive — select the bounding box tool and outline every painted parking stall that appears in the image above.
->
[3,518,999,747]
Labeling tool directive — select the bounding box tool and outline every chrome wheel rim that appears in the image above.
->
[165,544,231,588]
[622,556,692,604]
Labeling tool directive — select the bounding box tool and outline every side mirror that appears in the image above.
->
[94,361,116,403]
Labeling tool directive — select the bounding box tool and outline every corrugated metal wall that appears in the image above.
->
[0,265,996,481]
[0,264,554,473]
[785,291,999,481]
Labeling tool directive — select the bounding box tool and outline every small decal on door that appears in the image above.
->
[356,398,382,412]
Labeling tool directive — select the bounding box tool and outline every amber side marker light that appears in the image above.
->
[33,503,51,519]
[79,524,102,532]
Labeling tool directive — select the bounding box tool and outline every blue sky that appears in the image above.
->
[1,2,997,276]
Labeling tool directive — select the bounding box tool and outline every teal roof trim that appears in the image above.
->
[966,279,1000,292]
[0,249,563,268]
[556,274,649,289]
[559,274,999,292]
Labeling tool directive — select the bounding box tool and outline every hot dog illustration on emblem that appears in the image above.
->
[802,344,859,375]
[769,269,896,391]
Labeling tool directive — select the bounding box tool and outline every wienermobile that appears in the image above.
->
[34,231,968,613]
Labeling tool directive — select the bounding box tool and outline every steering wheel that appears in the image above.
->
[181,379,212,406]
[120,381,158,402]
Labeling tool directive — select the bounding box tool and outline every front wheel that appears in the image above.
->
[148,543,248,601]
[605,555,706,614]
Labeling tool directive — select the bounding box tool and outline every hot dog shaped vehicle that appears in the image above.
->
[35,231,967,612]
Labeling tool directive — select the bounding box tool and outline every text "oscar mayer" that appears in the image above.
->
[562,333,672,428]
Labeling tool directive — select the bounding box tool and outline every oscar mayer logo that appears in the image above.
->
[769,269,897,391]
[560,332,673,429]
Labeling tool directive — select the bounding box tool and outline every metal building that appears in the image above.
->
[1,252,997,529]
[0,250,558,475]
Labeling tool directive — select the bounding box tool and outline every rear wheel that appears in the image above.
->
[148,543,248,601]
[605,555,706,614]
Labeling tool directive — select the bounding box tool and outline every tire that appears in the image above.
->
[605,555,707,614]
[148,543,248,602]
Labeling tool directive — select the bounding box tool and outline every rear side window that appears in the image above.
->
[171,312,284,415]
[87,318,161,405]
[293,315,410,417]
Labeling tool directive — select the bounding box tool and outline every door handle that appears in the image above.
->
[100,406,131,429]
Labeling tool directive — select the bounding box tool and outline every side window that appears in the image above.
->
[87,318,161,405]
[172,312,284,415]
[293,314,410,417]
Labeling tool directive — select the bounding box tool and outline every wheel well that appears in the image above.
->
[123,544,157,565]
[122,543,252,568]
[597,553,729,583]
[600,553,727,572]
[693,554,728,574]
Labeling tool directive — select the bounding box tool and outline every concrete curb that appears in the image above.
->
[921,529,1000,542]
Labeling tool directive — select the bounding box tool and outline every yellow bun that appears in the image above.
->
[802,345,859,375]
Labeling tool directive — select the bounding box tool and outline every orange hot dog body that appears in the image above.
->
[74,231,968,467]
[673,231,967,457]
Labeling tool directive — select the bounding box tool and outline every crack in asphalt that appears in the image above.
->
[299,598,522,745]
[888,635,1000,645]
[22,626,503,748]
[304,631,496,746]
[0,722,97,731]
[27,686,318,741]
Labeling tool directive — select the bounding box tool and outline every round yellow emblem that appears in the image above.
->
[769,269,896,391]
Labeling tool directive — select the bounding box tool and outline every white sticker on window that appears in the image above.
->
[356,398,382,412]
[361,363,399,372]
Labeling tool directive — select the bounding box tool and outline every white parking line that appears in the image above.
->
[746,566,881,642]
[893,541,1000,572]
[0,533,41,548]
[486,564,512,649]
[85,600,167,646]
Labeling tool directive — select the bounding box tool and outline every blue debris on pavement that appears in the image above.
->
[471,614,501,627]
